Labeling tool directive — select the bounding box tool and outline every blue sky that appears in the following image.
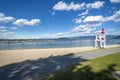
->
[0,0,120,39]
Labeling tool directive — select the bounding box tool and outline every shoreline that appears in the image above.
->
[0,44,119,51]
[0,45,120,67]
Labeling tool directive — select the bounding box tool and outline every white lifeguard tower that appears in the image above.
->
[95,28,106,48]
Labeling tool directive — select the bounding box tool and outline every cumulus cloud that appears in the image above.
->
[71,25,95,36]
[0,13,15,23]
[76,10,120,24]
[0,12,42,39]
[53,1,105,11]
[72,10,120,36]
[83,15,104,23]
[72,25,88,32]
[86,1,105,9]
[106,10,120,22]
[38,22,102,38]
[78,9,89,16]
[71,23,101,33]
[53,1,85,11]
[110,0,120,3]
[13,19,41,26]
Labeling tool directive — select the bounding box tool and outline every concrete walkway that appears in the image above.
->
[75,47,120,60]
[0,47,120,80]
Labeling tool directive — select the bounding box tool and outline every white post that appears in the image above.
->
[103,34,106,48]
[95,33,98,48]
[101,28,106,48]
[99,33,102,48]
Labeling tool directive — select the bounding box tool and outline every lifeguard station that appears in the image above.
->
[95,28,106,48]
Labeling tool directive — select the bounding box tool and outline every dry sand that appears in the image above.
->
[0,45,120,67]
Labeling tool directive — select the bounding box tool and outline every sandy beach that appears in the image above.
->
[0,45,120,67]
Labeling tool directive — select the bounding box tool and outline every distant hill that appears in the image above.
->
[56,37,70,40]
[114,35,120,39]
[0,35,119,41]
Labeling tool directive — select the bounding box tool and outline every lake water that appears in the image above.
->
[0,38,120,50]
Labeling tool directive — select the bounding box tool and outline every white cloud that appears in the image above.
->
[72,25,87,32]
[10,27,18,30]
[38,23,102,38]
[53,1,105,11]
[105,28,120,35]
[72,27,93,36]
[53,1,85,11]
[75,9,89,24]
[53,1,68,11]
[78,9,89,16]
[68,2,85,11]
[106,10,120,22]
[1,32,14,39]
[13,19,41,26]
[1,29,8,33]
[74,18,82,24]
[71,23,101,36]
[49,10,55,16]
[81,16,86,19]
[88,23,102,27]
[39,34,52,38]
[52,12,55,16]
[0,13,15,23]
[72,24,98,33]
[86,1,105,9]
[110,0,120,3]
[0,26,8,33]
[83,15,104,23]
[107,29,115,32]
[0,13,4,17]
[39,32,69,38]
[78,10,120,24]
[55,32,66,37]
[0,26,7,29]
[3,31,14,35]
[0,28,14,39]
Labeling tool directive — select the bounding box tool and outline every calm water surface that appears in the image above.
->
[0,38,120,50]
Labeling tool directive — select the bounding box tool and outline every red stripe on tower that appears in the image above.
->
[102,28,105,34]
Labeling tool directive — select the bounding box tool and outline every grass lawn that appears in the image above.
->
[46,52,120,80]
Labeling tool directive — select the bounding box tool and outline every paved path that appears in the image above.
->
[0,47,120,80]
[75,47,120,60]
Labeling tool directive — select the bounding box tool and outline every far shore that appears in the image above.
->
[0,45,120,67]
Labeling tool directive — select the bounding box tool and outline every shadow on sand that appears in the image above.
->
[0,53,86,80]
